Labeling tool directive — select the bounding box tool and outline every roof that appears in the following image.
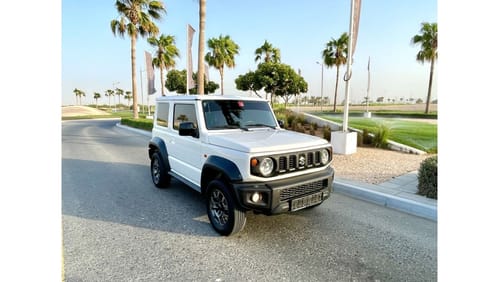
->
[155,94,266,102]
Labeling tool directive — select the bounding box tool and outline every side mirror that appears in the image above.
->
[179,122,199,138]
[278,120,285,128]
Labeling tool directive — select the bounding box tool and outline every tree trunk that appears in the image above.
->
[334,65,340,112]
[160,68,165,96]
[425,57,435,114]
[197,0,206,95]
[131,35,138,119]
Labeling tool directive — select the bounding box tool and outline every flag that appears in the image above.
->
[145,51,156,95]
[351,0,362,56]
[187,24,196,93]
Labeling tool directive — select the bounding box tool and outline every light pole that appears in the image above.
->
[112,81,120,112]
[316,61,324,111]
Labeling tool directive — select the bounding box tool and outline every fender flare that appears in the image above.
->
[148,137,170,172]
[202,156,242,193]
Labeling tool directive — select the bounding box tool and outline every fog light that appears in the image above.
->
[251,192,262,203]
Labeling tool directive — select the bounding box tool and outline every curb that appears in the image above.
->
[334,180,437,221]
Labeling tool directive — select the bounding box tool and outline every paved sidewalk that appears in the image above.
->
[334,171,437,221]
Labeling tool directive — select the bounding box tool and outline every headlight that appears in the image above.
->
[320,149,330,165]
[259,157,274,176]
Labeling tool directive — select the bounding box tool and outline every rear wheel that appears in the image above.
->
[206,179,246,236]
[150,152,170,188]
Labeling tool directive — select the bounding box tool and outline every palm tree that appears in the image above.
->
[93,92,101,109]
[412,22,437,114]
[197,0,206,95]
[147,34,180,96]
[73,88,84,105]
[205,35,240,95]
[110,0,166,119]
[255,40,281,63]
[115,87,124,107]
[322,32,349,112]
[105,89,114,109]
[125,91,132,106]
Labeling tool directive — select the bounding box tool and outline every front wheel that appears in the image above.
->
[206,179,246,236]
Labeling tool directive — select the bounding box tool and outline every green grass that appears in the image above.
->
[319,115,437,153]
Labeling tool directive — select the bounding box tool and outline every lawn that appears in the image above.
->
[318,115,437,153]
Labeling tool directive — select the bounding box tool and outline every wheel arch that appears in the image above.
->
[201,156,242,195]
[148,137,170,171]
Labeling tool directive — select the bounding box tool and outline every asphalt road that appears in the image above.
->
[62,119,437,282]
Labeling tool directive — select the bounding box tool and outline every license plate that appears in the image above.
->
[290,192,323,211]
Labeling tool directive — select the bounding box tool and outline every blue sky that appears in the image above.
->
[61,0,437,106]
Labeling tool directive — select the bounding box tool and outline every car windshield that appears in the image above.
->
[203,100,277,130]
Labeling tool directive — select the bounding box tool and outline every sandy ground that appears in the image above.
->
[61,105,435,184]
[61,106,111,117]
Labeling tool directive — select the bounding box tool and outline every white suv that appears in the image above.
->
[148,95,334,236]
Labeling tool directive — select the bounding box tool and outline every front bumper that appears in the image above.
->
[232,166,334,214]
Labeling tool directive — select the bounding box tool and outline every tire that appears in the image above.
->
[206,179,246,236]
[150,152,170,188]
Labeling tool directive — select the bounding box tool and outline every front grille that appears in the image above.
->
[275,148,330,174]
[280,180,325,201]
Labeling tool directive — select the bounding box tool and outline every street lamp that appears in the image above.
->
[316,61,324,111]
[112,81,120,112]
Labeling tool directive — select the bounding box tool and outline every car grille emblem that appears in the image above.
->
[298,155,306,167]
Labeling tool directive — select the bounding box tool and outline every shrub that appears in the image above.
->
[121,117,153,131]
[373,122,390,148]
[417,156,438,199]
[322,126,331,141]
[362,129,372,145]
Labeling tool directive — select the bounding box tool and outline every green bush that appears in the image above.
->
[121,117,153,131]
[373,122,390,148]
[417,156,438,199]
[323,126,331,141]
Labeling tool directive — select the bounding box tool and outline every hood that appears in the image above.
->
[207,129,329,153]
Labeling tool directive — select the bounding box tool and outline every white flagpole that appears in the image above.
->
[366,56,370,113]
[342,0,356,132]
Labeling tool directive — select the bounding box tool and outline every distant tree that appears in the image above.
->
[115,87,124,106]
[205,35,240,95]
[148,34,180,96]
[322,32,349,112]
[254,40,281,63]
[197,0,206,95]
[93,92,101,108]
[234,71,263,98]
[73,88,85,105]
[105,89,114,109]
[125,91,132,106]
[376,96,384,103]
[235,62,307,107]
[166,69,219,94]
[416,98,424,104]
[412,22,438,114]
[110,0,166,119]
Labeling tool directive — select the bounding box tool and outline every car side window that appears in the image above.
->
[156,103,169,128]
[173,104,197,130]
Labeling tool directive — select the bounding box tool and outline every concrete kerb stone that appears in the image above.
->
[334,180,437,221]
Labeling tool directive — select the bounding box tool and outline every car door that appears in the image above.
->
[168,102,203,189]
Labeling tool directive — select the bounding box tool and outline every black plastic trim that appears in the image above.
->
[148,137,171,172]
[233,166,334,214]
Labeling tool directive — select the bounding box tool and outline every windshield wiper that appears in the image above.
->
[244,123,276,129]
[210,125,248,131]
